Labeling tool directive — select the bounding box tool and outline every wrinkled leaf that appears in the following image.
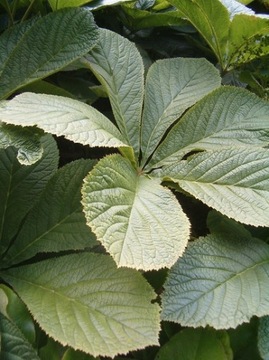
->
[162,233,269,329]
[1,253,160,358]
[0,93,128,148]
[140,57,221,166]
[0,8,98,99]
[258,316,269,360]
[3,159,97,266]
[164,148,269,227]
[82,154,190,270]
[0,135,58,255]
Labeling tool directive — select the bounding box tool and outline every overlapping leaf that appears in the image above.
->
[1,253,160,358]
[163,148,269,227]
[0,135,58,256]
[140,57,221,165]
[149,87,269,169]
[83,29,144,157]
[0,8,98,99]
[0,93,128,148]
[162,233,269,329]
[258,316,269,360]
[82,154,190,270]
[3,160,97,267]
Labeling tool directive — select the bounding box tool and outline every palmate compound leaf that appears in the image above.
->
[163,148,269,227]
[1,253,160,358]
[0,93,129,149]
[3,159,97,267]
[148,86,269,170]
[81,154,190,270]
[140,57,221,166]
[0,8,98,99]
[82,28,144,158]
[161,233,269,329]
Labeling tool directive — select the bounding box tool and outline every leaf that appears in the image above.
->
[0,284,36,344]
[82,28,144,158]
[149,87,269,170]
[161,233,269,329]
[0,8,98,99]
[3,159,97,267]
[155,328,232,360]
[140,57,221,166]
[0,313,40,360]
[1,253,160,358]
[163,148,269,227]
[82,154,190,270]
[0,122,44,165]
[0,93,128,148]
[0,135,58,256]
[48,0,132,10]
[258,316,269,360]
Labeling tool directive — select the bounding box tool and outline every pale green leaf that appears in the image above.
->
[155,328,232,360]
[82,154,190,270]
[140,57,221,166]
[164,148,269,227]
[0,122,43,165]
[168,0,230,69]
[161,233,269,329]
[0,93,128,148]
[0,8,98,99]
[3,160,97,267]
[48,0,132,10]
[258,316,269,360]
[1,253,160,358]
[0,135,58,256]
[82,28,144,158]
[149,87,269,170]
[0,313,40,360]
[63,348,100,360]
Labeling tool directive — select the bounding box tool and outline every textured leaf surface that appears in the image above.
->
[82,154,190,270]
[83,29,144,157]
[3,160,97,266]
[155,328,232,360]
[0,122,43,165]
[0,313,40,360]
[161,233,269,329]
[1,253,160,358]
[140,58,221,165]
[0,8,98,99]
[0,93,128,148]
[164,148,269,227]
[258,316,269,360]
[0,135,58,255]
[149,87,269,169]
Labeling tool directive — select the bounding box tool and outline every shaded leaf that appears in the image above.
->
[164,148,269,227]
[82,154,190,270]
[258,316,269,360]
[162,233,269,329]
[3,159,97,266]
[0,8,98,99]
[1,253,160,358]
[0,135,58,256]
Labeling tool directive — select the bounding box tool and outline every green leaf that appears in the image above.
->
[155,328,232,360]
[82,28,144,159]
[3,159,97,266]
[0,135,58,256]
[0,313,40,360]
[1,253,160,358]
[140,57,221,166]
[258,316,269,360]
[164,148,269,227]
[161,233,269,329]
[82,154,190,270]
[149,87,269,170]
[0,93,129,149]
[0,122,43,165]
[0,8,98,99]
[63,348,100,360]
